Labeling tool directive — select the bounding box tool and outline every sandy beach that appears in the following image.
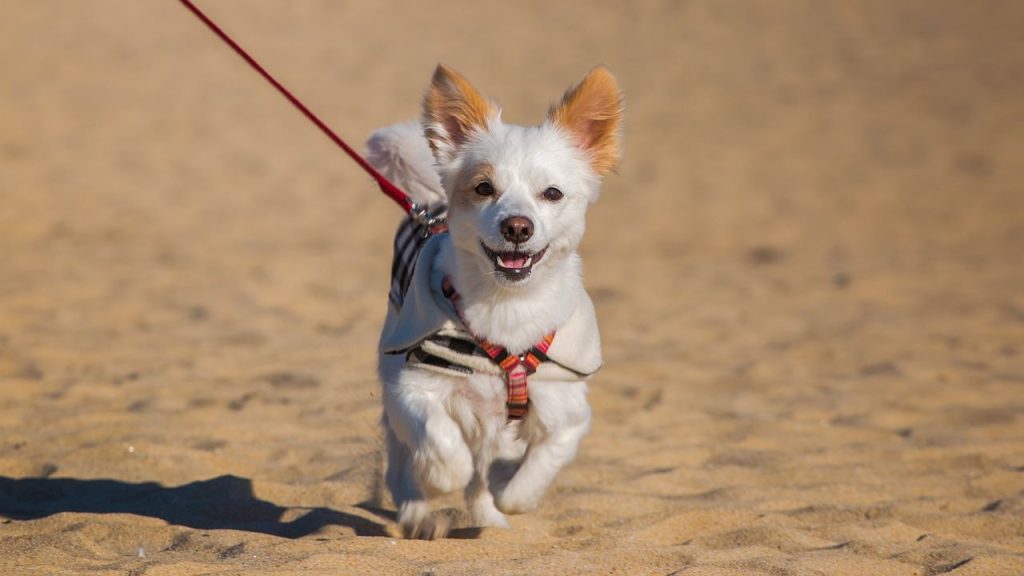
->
[1,1,1022,574]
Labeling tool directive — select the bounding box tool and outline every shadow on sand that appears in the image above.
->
[0,474,391,538]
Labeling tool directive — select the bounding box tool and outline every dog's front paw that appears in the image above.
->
[413,417,473,495]
[489,461,542,515]
[398,501,451,540]
[493,480,542,515]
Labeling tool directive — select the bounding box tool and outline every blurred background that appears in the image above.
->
[1,1,1022,573]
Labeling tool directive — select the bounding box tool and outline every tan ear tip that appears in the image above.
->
[432,63,465,85]
[587,65,616,82]
[583,66,623,103]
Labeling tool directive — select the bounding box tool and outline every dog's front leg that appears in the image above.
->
[491,380,591,514]
[383,422,443,539]
[381,364,474,538]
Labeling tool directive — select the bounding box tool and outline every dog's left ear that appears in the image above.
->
[423,64,498,164]
[548,67,624,176]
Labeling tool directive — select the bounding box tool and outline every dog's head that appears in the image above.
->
[423,65,623,288]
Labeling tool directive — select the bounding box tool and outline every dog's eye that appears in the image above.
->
[542,187,564,202]
[475,182,495,197]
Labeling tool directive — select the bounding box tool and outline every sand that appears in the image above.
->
[1,1,1022,574]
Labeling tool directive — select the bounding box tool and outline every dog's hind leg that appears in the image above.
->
[465,460,510,529]
[466,478,509,528]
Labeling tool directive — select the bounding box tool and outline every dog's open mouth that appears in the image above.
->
[481,242,547,282]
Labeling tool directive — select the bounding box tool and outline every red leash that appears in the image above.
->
[179,0,437,226]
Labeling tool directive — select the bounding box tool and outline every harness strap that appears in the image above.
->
[441,277,555,420]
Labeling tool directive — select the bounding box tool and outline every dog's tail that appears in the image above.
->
[365,121,445,208]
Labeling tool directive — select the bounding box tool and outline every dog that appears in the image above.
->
[366,64,623,539]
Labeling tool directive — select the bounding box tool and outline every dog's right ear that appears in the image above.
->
[423,64,497,163]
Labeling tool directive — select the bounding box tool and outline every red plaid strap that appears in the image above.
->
[441,277,555,421]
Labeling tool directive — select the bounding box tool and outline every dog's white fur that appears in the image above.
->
[369,65,622,539]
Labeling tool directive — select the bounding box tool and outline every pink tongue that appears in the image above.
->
[500,255,529,269]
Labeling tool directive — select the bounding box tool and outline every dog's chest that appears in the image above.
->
[445,371,531,459]
[452,372,508,421]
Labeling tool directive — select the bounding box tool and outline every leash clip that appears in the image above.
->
[409,202,446,237]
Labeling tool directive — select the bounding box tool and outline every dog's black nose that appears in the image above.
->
[501,216,534,244]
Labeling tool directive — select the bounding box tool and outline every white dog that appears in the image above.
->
[367,64,623,539]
